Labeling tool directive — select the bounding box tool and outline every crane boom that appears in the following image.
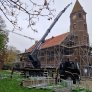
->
[28,3,72,68]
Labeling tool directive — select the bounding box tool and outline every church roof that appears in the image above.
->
[71,0,85,13]
[26,32,69,52]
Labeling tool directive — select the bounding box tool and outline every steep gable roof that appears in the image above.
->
[71,0,85,13]
[26,32,69,52]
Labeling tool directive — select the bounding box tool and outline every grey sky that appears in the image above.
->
[4,0,92,52]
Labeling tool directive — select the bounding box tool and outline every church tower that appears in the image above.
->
[70,0,89,45]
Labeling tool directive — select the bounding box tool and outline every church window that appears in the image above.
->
[84,24,87,29]
[78,13,82,18]
[73,23,77,29]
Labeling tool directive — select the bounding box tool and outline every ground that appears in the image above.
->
[79,78,92,91]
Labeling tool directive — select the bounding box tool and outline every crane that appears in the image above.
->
[11,2,72,78]
[28,2,72,68]
[11,3,80,84]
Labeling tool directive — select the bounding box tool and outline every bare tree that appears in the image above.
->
[0,0,55,32]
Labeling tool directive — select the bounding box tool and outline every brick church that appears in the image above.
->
[20,0,92,76]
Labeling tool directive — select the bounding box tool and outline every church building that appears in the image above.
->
[20,0,92,76]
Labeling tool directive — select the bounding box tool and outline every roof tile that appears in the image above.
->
[27,32,68,52]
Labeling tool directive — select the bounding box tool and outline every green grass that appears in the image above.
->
[72,86,92,92]
[72,88,92,92]
[0,70,92,92]
[0,78,52,92]
[0,70,52,92]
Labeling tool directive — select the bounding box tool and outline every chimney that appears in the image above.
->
[35,40,38,44]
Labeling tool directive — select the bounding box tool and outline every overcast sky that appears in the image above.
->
[2,0,92,52]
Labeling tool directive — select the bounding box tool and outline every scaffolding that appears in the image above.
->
[60,31,92,77]
[31,29,92,77]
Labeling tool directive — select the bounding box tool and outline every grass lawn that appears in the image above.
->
[0,70,52,92]
[0,78,52,92]
[0,70,92,92]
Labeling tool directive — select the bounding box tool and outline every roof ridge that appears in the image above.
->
[45,32,69,41]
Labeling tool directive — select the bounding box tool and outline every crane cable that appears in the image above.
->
[7,30,36,41]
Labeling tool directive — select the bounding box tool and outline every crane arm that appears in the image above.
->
[28,2,72,68]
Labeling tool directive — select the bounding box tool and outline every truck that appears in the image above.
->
[59,58,80,84]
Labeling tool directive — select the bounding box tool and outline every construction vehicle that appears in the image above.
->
[27,2,80,83]
[11,3,80,83]
[28,3,72,68]
[59,58,80,84]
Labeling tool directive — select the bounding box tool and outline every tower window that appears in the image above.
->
[84,24,87,29]
[78,13,82,18]
[73,23,77,29]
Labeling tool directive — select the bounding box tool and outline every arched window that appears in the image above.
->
[84,24,87,29]
[73,23,77,29]
[78,13,82,18]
